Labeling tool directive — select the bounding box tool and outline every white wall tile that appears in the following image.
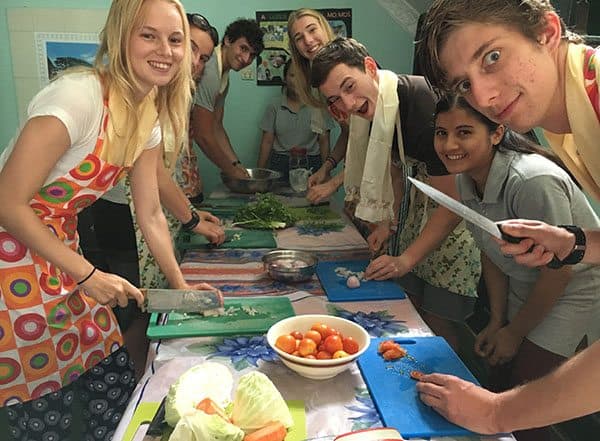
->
[9,32,37,78]
[7,9,34,32]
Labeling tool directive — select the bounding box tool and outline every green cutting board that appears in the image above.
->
[176,229,276,250]
[147,297,295,340]
[200,197,251,208]
[289,206,340,221]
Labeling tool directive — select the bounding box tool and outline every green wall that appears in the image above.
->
[0,0,420,194]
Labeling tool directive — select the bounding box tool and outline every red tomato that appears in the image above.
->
[311,323,329,339]
[382,347,406,360]
[290,331,303,340]
[342,336,360,354]
[298,337,317,357]
[304,330,322,345]
[316,350,332,360]
[378,339,398,354]
[324,327,340,338]
[323,335,344,354]
[332,350,349,359]
[275,334,296,354]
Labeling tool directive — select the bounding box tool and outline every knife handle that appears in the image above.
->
[497,224,522,244]
[497,224,538,257]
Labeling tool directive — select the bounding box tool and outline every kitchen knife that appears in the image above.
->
[407,176,519,243]
[142,288,224,314]
[142,397,167,441]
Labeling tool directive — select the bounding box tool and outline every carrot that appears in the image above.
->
[195,398,229,421]
[243,422,287,441]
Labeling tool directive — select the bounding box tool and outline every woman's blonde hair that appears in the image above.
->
[94,0,193,167]
[287,8,334,108]
[417,0,583,92]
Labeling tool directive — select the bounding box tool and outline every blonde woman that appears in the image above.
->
[0,0,217,438]
[287,9,348,200]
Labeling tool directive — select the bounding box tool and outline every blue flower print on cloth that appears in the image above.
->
[329,306,408,337]
[346,387,382,431]
[207,336,278,370]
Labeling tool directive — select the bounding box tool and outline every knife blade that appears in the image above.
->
[408,177,519,243]
[142,397,167,441]
[142,288,224,313]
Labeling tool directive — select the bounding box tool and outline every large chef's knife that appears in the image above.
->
[408,177,519,243]
[142,397,167,441]
[142,288,224,313]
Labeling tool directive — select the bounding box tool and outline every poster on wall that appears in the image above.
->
[35,32,99,88]
[255,8,352,86]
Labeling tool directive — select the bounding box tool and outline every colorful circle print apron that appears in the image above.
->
[0,102,127,406]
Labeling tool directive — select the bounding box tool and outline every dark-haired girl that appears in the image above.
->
[432,94,600,441]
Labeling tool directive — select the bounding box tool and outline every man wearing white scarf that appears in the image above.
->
[311,38,480,350]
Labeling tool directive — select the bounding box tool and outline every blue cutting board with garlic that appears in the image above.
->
[316,260,406,302]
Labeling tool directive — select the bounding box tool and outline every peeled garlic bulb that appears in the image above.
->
[346,275,361,289]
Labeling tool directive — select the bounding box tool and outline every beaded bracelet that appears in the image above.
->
[77,266,97,285]
[325,155,337,169]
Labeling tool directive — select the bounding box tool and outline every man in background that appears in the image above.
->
[191,18,264,179]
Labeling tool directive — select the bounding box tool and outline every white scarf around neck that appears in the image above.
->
[344,70,399,222]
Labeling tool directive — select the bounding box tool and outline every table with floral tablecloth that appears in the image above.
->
[114,197,514,441]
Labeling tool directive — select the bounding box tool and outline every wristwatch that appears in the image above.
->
[547,225,586,269]
[181,210,200,232]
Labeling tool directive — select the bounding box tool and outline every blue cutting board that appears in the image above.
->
[316,260,406,302]
[357,337,479,439]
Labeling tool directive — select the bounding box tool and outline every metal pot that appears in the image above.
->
[221,168,281,194]
[262,249,318,283]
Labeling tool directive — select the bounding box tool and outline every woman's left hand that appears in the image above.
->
[306,180,336,204]
[197,210,222,225]
[486,325,524,366]
[192,211,225,245]
[365,254,411,280]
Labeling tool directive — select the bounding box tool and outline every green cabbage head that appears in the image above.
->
[169,411,244,441]
[231,371,293,433]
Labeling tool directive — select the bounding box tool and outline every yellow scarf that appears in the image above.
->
[543,43,600,200]
[344,70,399,222]
[102,86,159,167]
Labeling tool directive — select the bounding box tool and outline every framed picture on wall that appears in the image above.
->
[35,32,99,88]
[255,9,352,86]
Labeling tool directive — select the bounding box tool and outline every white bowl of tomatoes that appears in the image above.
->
[266,314,370,380]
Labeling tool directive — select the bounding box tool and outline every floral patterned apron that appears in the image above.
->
[0,101,127,405]
[389,160,480,297]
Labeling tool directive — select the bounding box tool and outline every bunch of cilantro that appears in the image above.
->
[232,193,297,229]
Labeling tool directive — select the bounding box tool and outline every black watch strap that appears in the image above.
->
[547,225,586,269]
[181,210,200,231]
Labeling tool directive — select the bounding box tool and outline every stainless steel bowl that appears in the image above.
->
[262,250,318,283]
[221,168,281,194]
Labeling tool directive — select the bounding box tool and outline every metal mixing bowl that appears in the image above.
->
[262,250,318,283]
[221,168,281,194]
